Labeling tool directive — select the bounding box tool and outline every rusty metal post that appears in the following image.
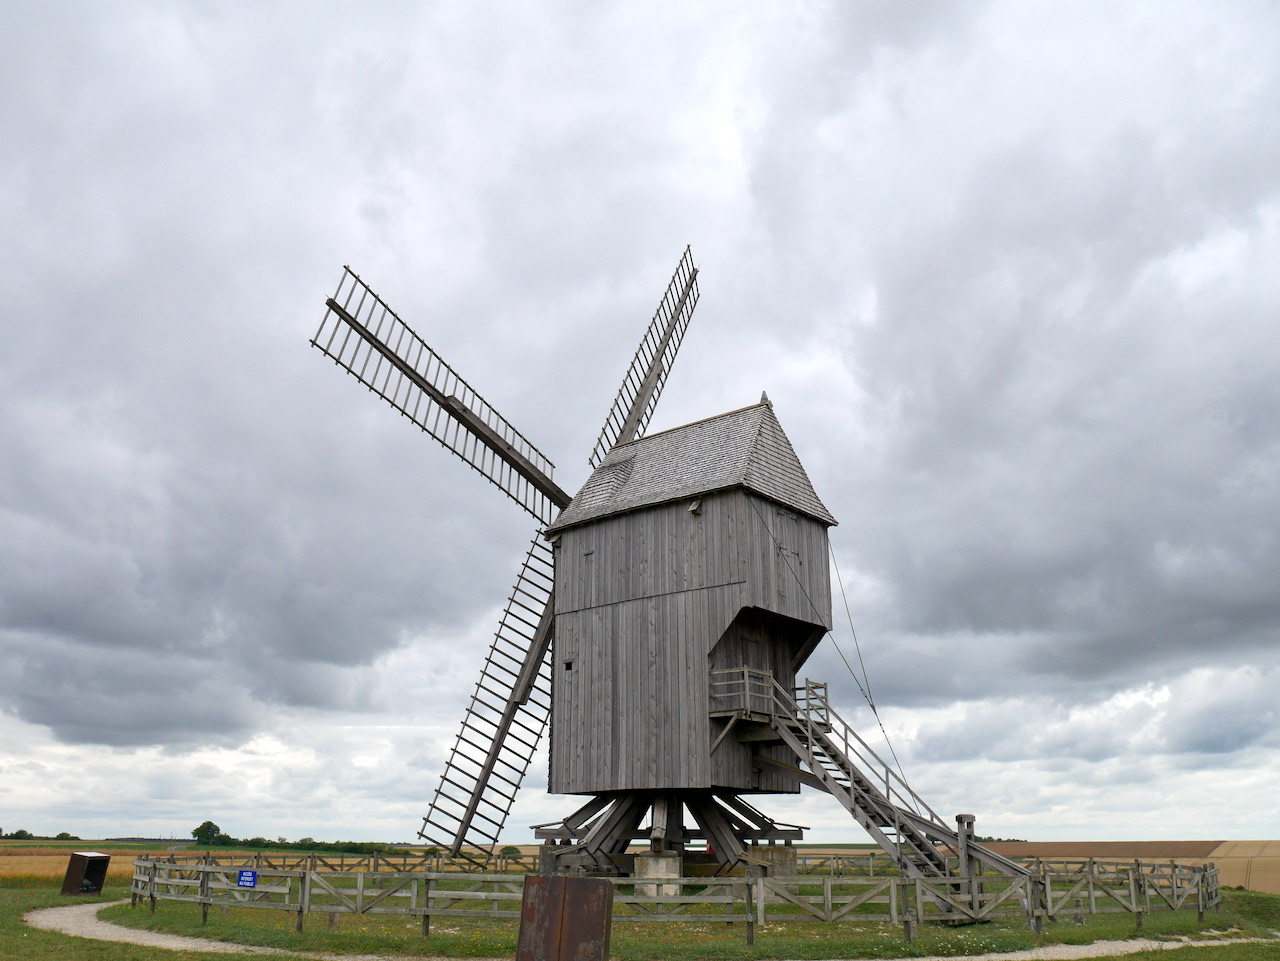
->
[517,875,613,961]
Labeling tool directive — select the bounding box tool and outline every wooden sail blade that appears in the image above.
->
[589,246,699,468]
[312,267,570,525]
[418,535,556,862]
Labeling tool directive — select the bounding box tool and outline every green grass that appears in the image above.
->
[4,874,1278,961]
[0,876,233,960]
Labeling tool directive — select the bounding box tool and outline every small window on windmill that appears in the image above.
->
[563,659,574,672]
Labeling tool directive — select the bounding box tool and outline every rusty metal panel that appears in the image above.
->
[61,852,110,896]
[518,875,613,961]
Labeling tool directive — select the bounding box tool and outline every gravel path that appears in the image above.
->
[22,899,1273,960]
[24,900,288,954]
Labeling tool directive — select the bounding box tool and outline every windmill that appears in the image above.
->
[310,248,1026,881]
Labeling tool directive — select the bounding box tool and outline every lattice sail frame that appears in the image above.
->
[419,537,556,864]
[312,267,565,526]
[589,246,699,467]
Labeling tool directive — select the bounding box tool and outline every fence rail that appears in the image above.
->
[130,855,1220,943]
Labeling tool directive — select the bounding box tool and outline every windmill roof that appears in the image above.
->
[546,400,837,533]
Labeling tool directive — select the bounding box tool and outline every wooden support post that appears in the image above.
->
[200,858,210,925]
[1073,897,1084,926]
[902,908,916,942]
[1130,866,1143,931]
[422,877,433,939]
[745,879,755,945]
[296,872,308,933]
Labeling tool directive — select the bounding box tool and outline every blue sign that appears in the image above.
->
[237,870,257,889]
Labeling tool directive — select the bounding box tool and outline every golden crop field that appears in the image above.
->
[0,843,185,879]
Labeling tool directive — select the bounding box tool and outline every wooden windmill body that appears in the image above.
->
[310,249,1027,880]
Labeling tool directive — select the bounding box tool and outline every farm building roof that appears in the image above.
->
[546,399,837,533]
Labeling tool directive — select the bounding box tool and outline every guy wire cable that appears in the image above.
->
[745,496,923,813]
[827,540,917,809]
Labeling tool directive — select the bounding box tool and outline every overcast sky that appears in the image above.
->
[2,1,1278,846]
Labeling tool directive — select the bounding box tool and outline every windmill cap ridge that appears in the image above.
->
[546,399,836,533]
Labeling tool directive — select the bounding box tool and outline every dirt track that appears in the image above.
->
[22,899,1275,960]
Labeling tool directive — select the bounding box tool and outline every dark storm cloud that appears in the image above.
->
[1,0,1278,840]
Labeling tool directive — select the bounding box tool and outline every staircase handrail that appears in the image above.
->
[784,677,945,825]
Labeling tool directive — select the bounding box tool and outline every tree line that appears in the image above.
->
[191,821,399,854]
[0,828,80,840]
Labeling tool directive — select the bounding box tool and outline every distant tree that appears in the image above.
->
[192,821,223,846]
[55,832,79,840]
[499,845,522,858]
[7,829,33,840]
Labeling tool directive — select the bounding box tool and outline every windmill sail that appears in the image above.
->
[589,246,699,467]
[419,536,556,862]
[312,267,569,525]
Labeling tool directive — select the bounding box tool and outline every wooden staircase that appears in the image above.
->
[711,669,1027,879]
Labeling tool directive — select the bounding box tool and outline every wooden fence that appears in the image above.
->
[130,855,1219,944]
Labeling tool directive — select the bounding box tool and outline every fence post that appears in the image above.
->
[1042,866,1054,923]
[1032,877,1044,934]
[902,908,916,942]
[422,876,433,939]
[1073,897,1084,926]
[1129,869,1143,931]
[296,871,308,933]
[200,858,210,925]
[148,863,157,915]
[745,879,755,946]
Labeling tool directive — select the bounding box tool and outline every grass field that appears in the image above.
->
[3,874,1277,961]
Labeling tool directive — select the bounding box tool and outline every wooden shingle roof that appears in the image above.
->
[546,400,837,533]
